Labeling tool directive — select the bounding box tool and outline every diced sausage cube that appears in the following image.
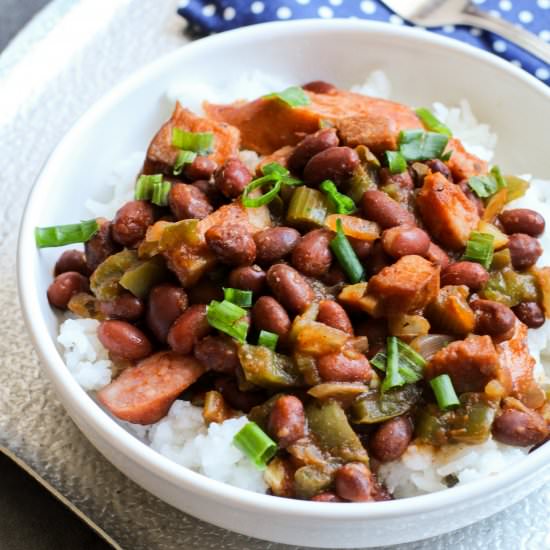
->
[144,102,240,175]
[417,172,480,250]
[445,138,488,182]
[426,335,507,393]
[367,255,440,313]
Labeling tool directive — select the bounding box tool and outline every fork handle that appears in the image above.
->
[460,5,550,66]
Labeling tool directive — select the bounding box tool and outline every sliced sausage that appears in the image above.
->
[97,352,205,424]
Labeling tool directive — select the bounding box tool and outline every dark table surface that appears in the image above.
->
[1,1,113,548]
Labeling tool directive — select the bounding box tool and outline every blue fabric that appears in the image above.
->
[177,0,549,83]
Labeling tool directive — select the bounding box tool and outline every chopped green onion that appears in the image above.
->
[35,219,99,248]
[263,86,311,108]
[207,300,249,343]
[398,130,449,162]
[384,151,408,174]
[372,338,426,385]
[440,150,453,162]
[468,175,497,198]
[330,219,365,283]
[415,108,452,137]
[171,129,214,153]
[135,174,163,200]
[233,421,277,469]
[462,232,494,269]
[258,330,279,351]
[241,162,302,208]
[223,287,253,308]
[151,180,171,206]
[490,165,506,191]
[430,374,460,410]
[381,337,405,392]
[319,180,356,214]
[173,150,197,176]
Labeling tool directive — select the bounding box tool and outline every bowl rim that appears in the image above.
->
[17,18,550,521]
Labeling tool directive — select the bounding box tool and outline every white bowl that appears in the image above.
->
[17,20,550,548]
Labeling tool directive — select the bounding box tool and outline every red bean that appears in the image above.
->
[381,225,430,259]
[98,292,144,321]
[317,300,353,334]
[227,265,266,295]
[169,183,213,220]
[287,128,339,174]
[508,233,542,270]
[379,167,414,191]
[317,349,372,382]
[370,416,413,462]
[441,261,489,290]
[492,408,548,446]
[334,463,373,502]
[425,159,452,181]
[252,296,291,337]
[147,284,189,342]
[167,304,210,354]
[47,272,89,309]
[303,146,360,187]
[85,218,119,272]
[268,395,306,448]
[193,335,239,374]
[54,249,89,276]
[499,208,545,237]
[97,320,152,361]
[512,302,545,329]
[266,264,315,314]
[301,80,336,94]
[214,158,252,198]
[214,376,265,412]
[471,299,516,338]
[362,190,415,229]
[254,227,300,264]
[349,238,372,262]
[205,223,256,266]
[187,280,224,305]
[185,156,217,181]
[425,242,450,269]
[111,200,155,247]
[291,229,333,278]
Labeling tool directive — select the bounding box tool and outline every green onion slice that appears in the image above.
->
[233,421,277,469]
[263,86,311,108]
[258,330,279,351]
[467,166,506,199]
[223,287,253,308]
[152,180,171,206]
[415,107,452,137]
[462,231,494,269]
[381,337,406,392]
[372,337,426,385]
[398,130,449,162]
[171,129,214,153]
[384,151,408,174]
[329,219,365,284]
[35,219,99,248]
[490,165,506,190]
[430,374,460,410]
[173,150,197,176]
[319,180,356,215]
[241,162,302,208]
[135,174,163,200]
[207,300,249,343]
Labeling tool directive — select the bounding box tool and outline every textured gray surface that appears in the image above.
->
[1,1,550,549]
[0,0,51,50]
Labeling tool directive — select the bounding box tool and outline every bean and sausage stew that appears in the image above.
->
[40,81,550,502]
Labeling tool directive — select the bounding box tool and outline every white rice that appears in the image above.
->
[60,70,550,498]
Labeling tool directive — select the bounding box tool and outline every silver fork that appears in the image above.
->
[380,0,550,65]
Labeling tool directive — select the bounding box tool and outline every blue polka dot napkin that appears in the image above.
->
[177,0,549,83]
